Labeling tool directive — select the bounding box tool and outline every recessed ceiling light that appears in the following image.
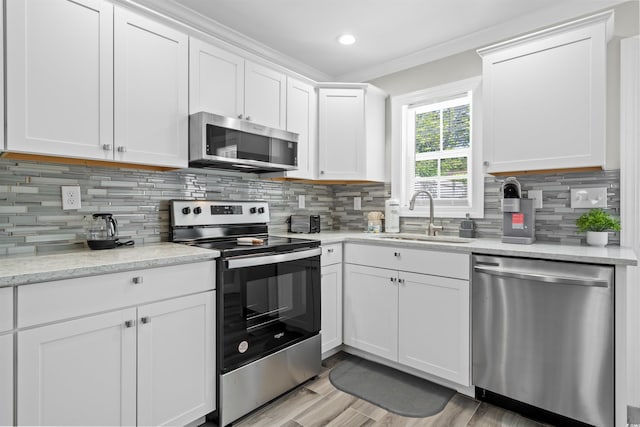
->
[337,34,356,46]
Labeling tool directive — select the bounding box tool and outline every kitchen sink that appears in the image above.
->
[377,234,473,244]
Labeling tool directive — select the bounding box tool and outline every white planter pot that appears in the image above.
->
[586,231,609,247]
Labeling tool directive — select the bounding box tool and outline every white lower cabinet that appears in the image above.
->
[137,292,215,427]
[397,271,469,385]
[344,243,470,386]
[0,333,13,427]
[18,309,138,426]
[320,244,343,354]
[343,264,398,361]
[16,261,216,426]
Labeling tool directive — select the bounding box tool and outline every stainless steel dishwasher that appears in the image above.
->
[472,254,614,427]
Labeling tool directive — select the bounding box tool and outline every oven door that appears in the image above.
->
[221,248,321,373]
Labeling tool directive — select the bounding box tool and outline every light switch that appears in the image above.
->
[570,187,607,208]
[528,190,543,209]
[354,196,361,210]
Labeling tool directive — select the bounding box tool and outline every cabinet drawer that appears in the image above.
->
[0,287,12,333]
[321,244,343,266]
[344,243,469,280]
[18,261,215,328]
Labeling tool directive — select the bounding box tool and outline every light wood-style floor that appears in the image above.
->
[231,353,549,427]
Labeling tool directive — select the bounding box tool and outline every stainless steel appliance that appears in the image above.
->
[189,112,299,172]
[472,254,614,426]
[289,215,321,233]
[169,200,321,426]
[501,177,535,244]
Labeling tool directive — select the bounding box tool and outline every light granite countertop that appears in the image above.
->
[272,231,638,266]
[0,243,219,287]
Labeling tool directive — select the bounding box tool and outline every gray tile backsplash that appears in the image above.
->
[0,158,620,255]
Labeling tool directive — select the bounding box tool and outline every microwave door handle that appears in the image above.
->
[227,247,321,269]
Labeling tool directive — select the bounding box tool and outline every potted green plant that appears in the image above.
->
[576,208,621,246]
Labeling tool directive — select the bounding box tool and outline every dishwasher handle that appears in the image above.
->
[473,265,610,288]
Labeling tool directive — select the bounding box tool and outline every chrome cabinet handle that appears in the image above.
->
[117,146,127,153]
[124,320,135,328]
[132,276,144,285]
[140,316,151,324]
[398,278,405,284]
[327,248,334,253]
[102,144,112,151]
[394,252,400,257]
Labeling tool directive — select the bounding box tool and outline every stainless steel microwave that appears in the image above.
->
[189,112,298,173]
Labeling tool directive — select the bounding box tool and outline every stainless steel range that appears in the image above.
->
[170,200,322,426]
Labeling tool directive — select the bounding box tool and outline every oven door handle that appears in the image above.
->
[227,247,321,269]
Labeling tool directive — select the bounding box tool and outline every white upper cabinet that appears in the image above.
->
[189,38,244,118]
[6,1,188,168]
[244,61,287,129]
[283,77,317,180]
[189,38,286,129]
[479,12,613,174]
[6,0,114,160]
[114,8,188,168]
[318,85,386,181]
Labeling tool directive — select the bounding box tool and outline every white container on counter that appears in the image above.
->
[385,199,400,233]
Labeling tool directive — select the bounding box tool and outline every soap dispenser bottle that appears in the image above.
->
[459,213,475,238]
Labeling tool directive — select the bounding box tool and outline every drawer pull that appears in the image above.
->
[132,276,144,285]
[394,252,400,257]
[124,320,135,328]
[398,278,405,284]
[327,248,334,253]
[140,316,151,324]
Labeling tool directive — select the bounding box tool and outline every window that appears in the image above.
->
[391,77,483,218]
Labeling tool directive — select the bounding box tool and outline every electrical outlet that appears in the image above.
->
[354,196,361,210]
[61,186,81,210]
[570,187,607,208]
[298,195,305,209]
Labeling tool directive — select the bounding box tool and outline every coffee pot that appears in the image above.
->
[86,213,119,250]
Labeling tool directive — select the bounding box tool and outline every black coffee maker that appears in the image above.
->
[501,177,536,244]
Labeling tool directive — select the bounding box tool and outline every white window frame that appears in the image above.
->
[390,76,484,219]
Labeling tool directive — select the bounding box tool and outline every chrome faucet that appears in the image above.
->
[409,190,444,236]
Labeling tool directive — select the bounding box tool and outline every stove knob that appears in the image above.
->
[258,207,265,214]
[193,206,202,215]
[249,207,257,214]
[181,207,191,215]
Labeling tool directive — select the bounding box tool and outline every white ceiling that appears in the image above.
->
[167,0,627,81]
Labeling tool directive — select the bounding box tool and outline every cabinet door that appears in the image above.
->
[18,308,137,426]
[114,7,188,168]
[318,88,365,180]
[6,0,113,160]
[244,61,286,129]
[285,77,317,179]
[321,263,342,354]
[482,21,607,173]
[189,38,244,118]
[398,271,470,386]
[343,264,398,361]
[0,334,12,427]
[137,292,215,427]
